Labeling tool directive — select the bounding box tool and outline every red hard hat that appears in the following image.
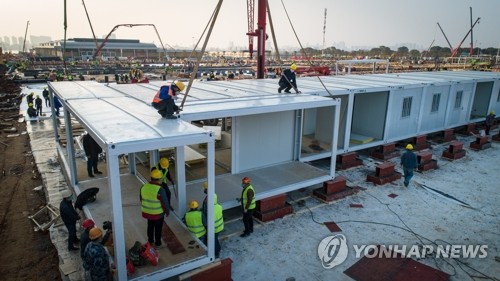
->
[82,219,95,229]
[242,177,251,184]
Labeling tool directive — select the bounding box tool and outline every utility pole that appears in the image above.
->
[322,8,327,57]
[22,21,29,53]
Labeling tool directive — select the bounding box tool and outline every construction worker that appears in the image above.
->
[83,133,103,178]
[184,200,207,241]
[485,111,496,136]
[27,92,35,104]
[200,182,224,257]
[82,227,112,281]
[401,144,418,187]
[35,95,43,116]
[59,189,81,251]
[278,64,300,94]
[151,80,185,119]
[140,169,169,247]
[53,95,62,117]
[27,103,38,118]
[80,219,95,259]
[42,87,50,107]
[151,157,174,210]
[239,176,256,238]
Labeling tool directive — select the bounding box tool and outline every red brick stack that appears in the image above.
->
[336,152,363,170]
[469,136,491,150]
[442,141,466,160]
[417,150,438,172]
[413,135,431,151]
[313,176,362,202]
[371,143,400,160]
[366,162,402,185]
[253,194,293,222]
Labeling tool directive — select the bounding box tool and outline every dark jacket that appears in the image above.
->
[486,114,495,127]
[80,229,91,259]
[83,134,102,158]
[27,107,37,118]
[59,198,80,225]
[401,150,418,170]
[279,69,297,88]
[83,241,111,281]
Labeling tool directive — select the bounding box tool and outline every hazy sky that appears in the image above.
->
[1,0,499,50]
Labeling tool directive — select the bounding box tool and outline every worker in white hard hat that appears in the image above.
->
[151,157,175,210]
[278,64,300,94]
[151,80,185,119]
[59,189,81,251]
[400,144,418,187]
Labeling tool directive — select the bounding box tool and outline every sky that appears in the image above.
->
[1,0,499,51]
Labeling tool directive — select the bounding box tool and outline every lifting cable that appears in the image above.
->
[280,0,333,97]
[63,0,68,76]
[179,0,224,110]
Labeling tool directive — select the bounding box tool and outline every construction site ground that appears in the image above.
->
[1,79,499,281]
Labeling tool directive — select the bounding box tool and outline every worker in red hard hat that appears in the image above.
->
[400,144,418,187]
[278,64,300,94]
[140,169,170,247]
[151,157,174,210]
[239,176,256,237]
[151,80,185,119]
[80,219,95,259]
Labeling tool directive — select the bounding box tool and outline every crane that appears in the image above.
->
[22,21,29,53]
[246,0,267,79]
[322,8,327,56]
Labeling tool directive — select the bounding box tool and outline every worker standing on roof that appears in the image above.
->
[200,182,224,258]
[485,111,496,136]
[278,64,300,94]
[239,177,256,238]
[60,189,81,251]
[140,170,169,247]
[151,157,174,210]
[401,144,418,187]
[184,200,207,242]
[151,80,185,119]
[42,87,50,107]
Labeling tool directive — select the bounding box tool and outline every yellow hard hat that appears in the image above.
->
[36,95,40,98]
[28,103,33,107]
[89,227,103,240]
[406,144,413,150]
[159,157,169,169]
[490,110,495,115]
[173,80,185,92]
[189,200,199,209]
[203,181,208,190]
[151,169,162,179]
[290,64,297,71]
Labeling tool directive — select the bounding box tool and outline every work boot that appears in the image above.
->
[278,88,282,93]
[94,171,103,174]
[165,115,178,119]
[284,90,291,93]
[88,173,94,178]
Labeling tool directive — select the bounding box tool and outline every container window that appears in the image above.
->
[454,91,463,109]
[401,96,412,118]
[431,93,441,112]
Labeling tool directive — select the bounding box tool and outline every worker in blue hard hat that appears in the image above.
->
[278,64,300,94]
[151,80,185,119]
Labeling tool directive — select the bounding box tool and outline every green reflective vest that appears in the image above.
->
[185,210,206,238]
[242,185,256,211]
[141,183,162,215]
[214,203,224,233]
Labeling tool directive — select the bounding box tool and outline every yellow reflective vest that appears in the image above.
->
[185,210,206,238]
[141,183,162,215]
[242,185,256,211]
[154,164,169,184]
[214,203,224,233]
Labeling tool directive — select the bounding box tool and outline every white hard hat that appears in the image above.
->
[61,190,73,198]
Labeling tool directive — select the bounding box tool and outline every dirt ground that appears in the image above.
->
[0,76,61,280]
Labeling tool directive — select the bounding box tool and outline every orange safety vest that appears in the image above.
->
[152,86,174,103]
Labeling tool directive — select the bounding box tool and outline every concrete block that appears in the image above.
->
[190,258,233,281]
[254,203,293,222]
[256,194,287,213]
[323,177,347,194]
[376,162,396,177]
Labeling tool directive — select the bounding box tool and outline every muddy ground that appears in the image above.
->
[0,76,61,280]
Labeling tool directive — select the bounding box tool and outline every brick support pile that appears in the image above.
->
[254,194,293,222]
[371,143,400,160]
[336,152,363,170]
[313,176,362,202]
[442,141,466,160]
[417,150,438,172]
[366,162,402,185]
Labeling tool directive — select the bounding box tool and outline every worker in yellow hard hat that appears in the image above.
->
[27,102,38,118]
[400,144,418,187]
[151,157,174,210]
[200,181,224,257]
[184,200,206,241]
[485,110,496,136]
[82,227,112,280]
[140,169,170,247]
[278,63,300,94]
[151,80,185,119]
